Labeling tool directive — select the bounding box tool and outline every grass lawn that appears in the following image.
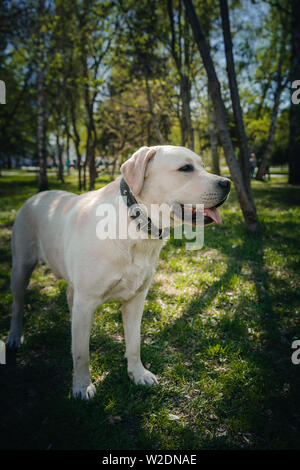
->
[0,170,300,450]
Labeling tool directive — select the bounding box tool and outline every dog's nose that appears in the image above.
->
[218,178,231,192]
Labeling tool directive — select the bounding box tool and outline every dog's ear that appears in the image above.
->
[120,146,157,196]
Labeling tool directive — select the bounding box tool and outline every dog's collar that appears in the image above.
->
[120,178,166,239]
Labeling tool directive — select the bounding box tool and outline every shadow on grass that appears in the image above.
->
[157,222,300,448]
[252,181,300,207]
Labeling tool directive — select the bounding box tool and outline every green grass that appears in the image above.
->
[0,169,300,450]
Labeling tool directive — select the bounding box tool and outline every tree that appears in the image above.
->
[0,1,37,170]
[288,0,300,185]
[202,0,221,174]
[183,0,259,231]
[166,0,196,149]
[96,64,171,177]
[207,88,220,174]
[47,0,85,190]
[117,0,170,145]
[36,0,49,192]
[74,0,117,190]
[256,44,287,180]
[254,2,290,180]
[46,0,117,190]
[219,0,253,196]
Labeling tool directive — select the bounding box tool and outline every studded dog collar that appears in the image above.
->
[120,178,167,240]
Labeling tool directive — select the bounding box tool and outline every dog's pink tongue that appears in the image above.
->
[204,207,222,225]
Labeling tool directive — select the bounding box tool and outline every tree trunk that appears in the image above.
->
[208,87,220,175]
[182,8,194,150]
[81,41,97,190]
[69,96,82,190]
[82,162,86,190]
[66,130,70,175]
[56,132,65,183]
[219,0,252,196]
[181,73,194,150]
[74,141,82,191]
[85,122,97,191]
[288,0,300,185]
[88,143,97,190]
[37,0,48,192]
[183,0,258,231]
[110,155,118,181]
[256,56,284,181]
[167,0,194,150]
[144,65,165,144]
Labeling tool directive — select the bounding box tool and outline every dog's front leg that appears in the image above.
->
[122,289,158,386]
[71,294,97,400]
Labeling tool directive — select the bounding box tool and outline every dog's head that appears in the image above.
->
[120,145,231,226]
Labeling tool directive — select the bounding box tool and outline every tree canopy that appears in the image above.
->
[0,0,297,227]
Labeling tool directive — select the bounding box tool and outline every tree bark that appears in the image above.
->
[73,134,82,191]
[81,25,97,190]
[144,65,165,145]
[180,73,194,150]
[208,88,220,175]
[37,0,48,192]
[83,162,87,191]
[219,0,252,196]
[84,121,97,190]
[183,0,258,231]
[167,0,194,150]
[182,7,194,150]
[70,106,82,191]
[56,132,65,183]
[88,143,97,190]
[256,56,284,181]
[288,0,300,185]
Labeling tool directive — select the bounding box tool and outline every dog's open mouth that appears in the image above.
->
[178,197,227,226]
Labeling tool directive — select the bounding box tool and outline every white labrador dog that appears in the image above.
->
[6,145,230,399]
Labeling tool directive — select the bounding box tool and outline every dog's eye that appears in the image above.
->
[178,164,194,172]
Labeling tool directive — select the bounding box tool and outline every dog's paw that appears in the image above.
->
[129,368,158,386]
[6,333,23,349]
[72,382,96,401]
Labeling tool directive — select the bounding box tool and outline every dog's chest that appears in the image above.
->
[107,241,161,301]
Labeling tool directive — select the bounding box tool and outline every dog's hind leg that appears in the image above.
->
[6,260,36,348]
[6,215,37,349]
[71,293,98,400]
[66,285,74,314]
